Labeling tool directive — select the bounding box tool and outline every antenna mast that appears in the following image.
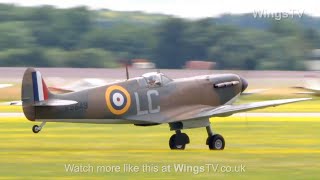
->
[125,63,129,80]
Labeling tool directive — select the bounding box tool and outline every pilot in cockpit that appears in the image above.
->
[143,72,162,87]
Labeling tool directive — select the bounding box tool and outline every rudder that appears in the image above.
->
[22,68,52,121]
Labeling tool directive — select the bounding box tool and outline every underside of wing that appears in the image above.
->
[195,98,312,118]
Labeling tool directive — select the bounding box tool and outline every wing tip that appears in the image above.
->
[293,97,313,101]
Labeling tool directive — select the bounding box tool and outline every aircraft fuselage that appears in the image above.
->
[24,74,245,124]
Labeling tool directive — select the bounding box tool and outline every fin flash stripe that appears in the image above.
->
[32,71,48,101]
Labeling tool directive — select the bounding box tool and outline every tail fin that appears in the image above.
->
[22,68,51,103]
[31,70,49,101]
[22,68,52,121]
[22,68,77,121]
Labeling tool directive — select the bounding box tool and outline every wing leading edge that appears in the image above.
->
[196,98,312,118]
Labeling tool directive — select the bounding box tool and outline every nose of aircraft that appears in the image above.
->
[240,76,248,92]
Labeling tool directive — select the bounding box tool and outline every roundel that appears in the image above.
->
[105,85,131,115]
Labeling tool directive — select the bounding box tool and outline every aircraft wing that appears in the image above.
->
[125,98,311,124]
[196,98,311,118]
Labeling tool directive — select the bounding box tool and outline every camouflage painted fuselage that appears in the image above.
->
[22,69,244,124]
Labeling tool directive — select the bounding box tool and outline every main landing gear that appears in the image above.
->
[32,122,46,133]
[205,126,225,150]
[169,130,190,150]
[168,124,225,150]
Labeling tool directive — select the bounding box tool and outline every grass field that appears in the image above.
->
[0,117,319,179]
[1,84,319,179]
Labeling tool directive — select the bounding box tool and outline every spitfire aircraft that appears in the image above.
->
[2,76,263,106]
[21,68,311,150]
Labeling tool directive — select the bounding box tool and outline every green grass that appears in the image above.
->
[0,117,319,179]
[0,105,22,112]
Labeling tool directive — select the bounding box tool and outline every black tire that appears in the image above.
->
[32,125,40,133]
[208,134,225,150]
[169,134,186,150]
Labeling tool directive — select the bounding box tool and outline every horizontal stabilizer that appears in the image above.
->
[48,87,74,93]
[0,101,22,106]
[34,99,78,106]
[0,84,13,88]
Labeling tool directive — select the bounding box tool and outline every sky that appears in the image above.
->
[0,0,319,18]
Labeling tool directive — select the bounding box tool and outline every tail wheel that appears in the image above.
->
[32,125,41,133]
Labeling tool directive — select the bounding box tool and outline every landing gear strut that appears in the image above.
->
[168,120,225,150]
[206,125,225,150]
[169,130,190,150]
[32,122,46,133]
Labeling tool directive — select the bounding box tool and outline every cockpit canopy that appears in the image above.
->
[142,72,172,87]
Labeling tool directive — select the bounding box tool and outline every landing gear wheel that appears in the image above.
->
[169,135,185,150]
[169,133,189,150]
[207,134,225,150]
[32,125,41,133]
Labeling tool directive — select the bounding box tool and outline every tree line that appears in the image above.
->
[0,4,319,70]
